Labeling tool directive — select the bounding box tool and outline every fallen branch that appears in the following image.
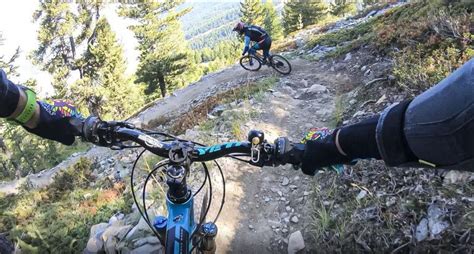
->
[365,77,387,87]
[360,99,377,108]
[391,241,410,254]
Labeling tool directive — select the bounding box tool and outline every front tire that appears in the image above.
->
[240,55,262,71]
[270,55,292,75]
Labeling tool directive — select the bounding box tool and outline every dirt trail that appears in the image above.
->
[193,59,354,253]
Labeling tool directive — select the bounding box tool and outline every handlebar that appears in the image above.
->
[71,117,304,167]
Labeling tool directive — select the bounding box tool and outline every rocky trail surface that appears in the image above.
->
[182,58,353,253]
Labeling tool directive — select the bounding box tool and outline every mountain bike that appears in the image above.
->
[239,44,292,75]
[73,117,303,254]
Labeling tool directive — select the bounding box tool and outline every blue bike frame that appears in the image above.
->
[153,142,251,253]
[165,195,196,254]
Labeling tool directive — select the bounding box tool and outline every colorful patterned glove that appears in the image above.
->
[301,127,345,174]
[24,100,83,145]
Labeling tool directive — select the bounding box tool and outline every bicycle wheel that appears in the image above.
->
[240,55,261,71]
[270,55,292,75]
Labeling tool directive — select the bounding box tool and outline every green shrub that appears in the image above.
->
[393,44,473,92]
[47,157,95,200]
[391,5,473,92]
[308,18,376,49]
[0,158,132,253]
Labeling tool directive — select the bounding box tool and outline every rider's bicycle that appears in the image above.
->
[73,117,303,254]
[239,43,292,75]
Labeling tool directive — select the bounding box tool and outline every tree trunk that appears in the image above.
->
[158,74,166,98]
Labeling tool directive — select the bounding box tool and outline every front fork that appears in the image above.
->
[153,164,219,253]
[198,222,218,254]
[154,217,218,254]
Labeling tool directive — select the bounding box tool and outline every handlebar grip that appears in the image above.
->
[73,116,110,146]
[274,137,304,166]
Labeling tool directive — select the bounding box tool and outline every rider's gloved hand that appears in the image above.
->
[24,100,84,146]
[300,128,350,175]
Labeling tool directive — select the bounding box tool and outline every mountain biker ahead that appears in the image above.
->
[233,21,272,65]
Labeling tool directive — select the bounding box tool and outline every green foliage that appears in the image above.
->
[308,0,473,95]
[0,158,131,253]
[47,157,94,199]
[382,1,473,91]
[330,0,357,17]
[32,1,98,98]
[225,76,279,104]
[0,37,90,181]
[195,39,241,75]
[33,1,145,118]
[0,121,91,181]
[240,0,265,26]
[120,0,200,99]
[263,0,284,40]
[309,17,375,48]
[393,44,473,92]
[362,0,381,8]
[283,0,329,34]
[71,17,144,119]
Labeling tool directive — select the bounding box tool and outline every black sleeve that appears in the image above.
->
[376,58,474,170]
[338,115,384,161]
[0,69,21,118]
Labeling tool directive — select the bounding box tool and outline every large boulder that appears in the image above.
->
[84,223,109,254]
[125,217,154,242]
[102,225,132,254]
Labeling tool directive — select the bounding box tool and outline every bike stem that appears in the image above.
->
[166,141,194,203]
[166,165,191,204]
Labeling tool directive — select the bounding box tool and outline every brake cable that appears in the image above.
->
[142,161,170,229]
[130,149,163,242]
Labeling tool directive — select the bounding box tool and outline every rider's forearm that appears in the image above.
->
[337,116,382,160]
[0,70,40,128]
[243,36,250,55]
[302,114,410,175]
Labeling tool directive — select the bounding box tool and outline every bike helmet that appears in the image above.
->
[233,21,245,34]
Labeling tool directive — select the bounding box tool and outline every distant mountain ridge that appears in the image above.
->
[180,1,241,49]
[180,1,283,49]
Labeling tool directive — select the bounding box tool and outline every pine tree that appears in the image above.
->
[32,1,100,98]
[240,0,264,26]
[33,1,145,117]
[283,0,328,34]
[120,0,198,99]
[71,18,144,119]
[263,0,284,40]
[330,0,357,17]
